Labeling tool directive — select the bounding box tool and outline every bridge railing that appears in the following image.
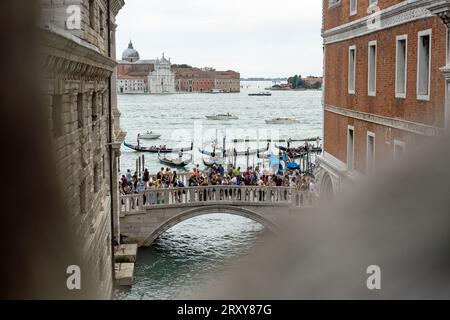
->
[120,186,314,214]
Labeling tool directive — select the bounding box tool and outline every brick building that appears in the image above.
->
[174,67,241,93]
[40,0,125,298]
[317,0,450,197]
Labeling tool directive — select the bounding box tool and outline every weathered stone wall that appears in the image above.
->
[40,0,125,299]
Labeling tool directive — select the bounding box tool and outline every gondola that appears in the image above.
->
[257,150,272,159]
[202,156,224,167]
[158,153,193,167]
[275,144,323,155]
[198,143,270,157]
[124,142,194,153]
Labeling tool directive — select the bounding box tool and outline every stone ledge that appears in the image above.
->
[114,244,138,263]
[115,263,134,286]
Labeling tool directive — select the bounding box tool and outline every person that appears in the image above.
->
[156,167,164,180]
[218,164,225,177]
[143,169,150,184]
[136,179,145,192]
[178,150,183,160]
[120,175,128,190]
[126,169,132,183]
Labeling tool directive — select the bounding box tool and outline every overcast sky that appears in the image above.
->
[116,0,323,78]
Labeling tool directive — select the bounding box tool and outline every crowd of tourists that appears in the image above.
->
[119,164,315,196]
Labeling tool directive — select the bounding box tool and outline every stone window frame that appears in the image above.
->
[350,0,357,16]
[395,34,408,99]
[367,40,377,97]
[328,0,341,10]
[393,139,406,160]
[366,131,376,173]
[348,45,357,95]
[416,29,432,101]
[347,125,355,171]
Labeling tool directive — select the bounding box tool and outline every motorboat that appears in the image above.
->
[265,117,300,125]
[138,131,161,140]
[248,91,272,96]
[205,113,239,120]
[208,88,226,94]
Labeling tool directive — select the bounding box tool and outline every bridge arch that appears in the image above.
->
[141,205,280,247]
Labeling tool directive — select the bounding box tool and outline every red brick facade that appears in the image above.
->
[320,0,448,193]
[174,68,241,93]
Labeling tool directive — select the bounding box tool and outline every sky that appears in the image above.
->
[116,0,323,78]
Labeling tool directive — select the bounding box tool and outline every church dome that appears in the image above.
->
[122,41,140,62]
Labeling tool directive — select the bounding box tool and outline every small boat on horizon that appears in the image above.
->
[205,113,239,121]
[138,131,162,140]
[248,91,272,96]
[265,117,300,125]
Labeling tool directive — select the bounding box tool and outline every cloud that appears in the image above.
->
[116,0,323,77]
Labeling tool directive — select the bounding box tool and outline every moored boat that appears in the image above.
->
[265,117,300,124]
[158,153,193,167]
[205,113,239,120]
[202,156,224,167]
[124,142,193,153]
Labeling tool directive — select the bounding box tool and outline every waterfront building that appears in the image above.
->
[174,67,241,93]
[317,0,450,197]
[40,0,125,298]
[118,76,148,94]
[117,43,176,94]
[303,76,323,86]
[148,54,176,94]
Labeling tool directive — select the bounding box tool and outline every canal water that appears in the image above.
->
[115,81,322,300]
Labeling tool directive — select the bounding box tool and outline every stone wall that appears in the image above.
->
[40,0,125,299]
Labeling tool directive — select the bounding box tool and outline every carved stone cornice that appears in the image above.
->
[428,0,450,27]
[324,104,443,137]
[39,29,117,81]
[110,0,125,17]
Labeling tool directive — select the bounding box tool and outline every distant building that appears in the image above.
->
[148,54,176,94]
[317,0,449,198]
[117,42,176,94]
[303,76,323,86]
[174,67,240,93]
[118,76,147,94]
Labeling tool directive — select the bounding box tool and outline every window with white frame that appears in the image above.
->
[394,140,405,160]
[348,46,356,94]
[368,40,377,96]
[366,132,375,173]
[369,0,378,7]
[347,126,355,171]
[395,35,408,98]
[417,29,432,100]
[350,0,357,15]
[328,0,341,8]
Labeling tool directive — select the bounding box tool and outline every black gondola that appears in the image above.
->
[158,153,193,167]
[124,142,194,153]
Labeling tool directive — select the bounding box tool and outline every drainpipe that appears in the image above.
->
[106,0,116,289]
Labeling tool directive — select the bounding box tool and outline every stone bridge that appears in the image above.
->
[119,185,314,247]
